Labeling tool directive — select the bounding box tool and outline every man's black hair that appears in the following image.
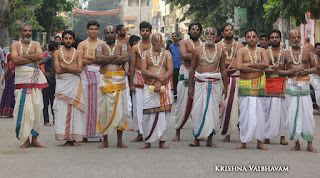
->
[221,23,233,32]
[87,20,100,29]
[188,21,203,35]
[244,28,258,37]
[268,29,282,39]
[48,41,59,51]
[139,21,152,31]
[116,24,125,33]
[259,33,268,40]
[172,32,179,37]
[129,35,140,47]
[62,30,76,39]
[315,43,320,48]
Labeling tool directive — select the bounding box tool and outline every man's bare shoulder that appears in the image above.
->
[98,39,105,45]
[216,41,223,48]
[54,49,61,56]
[32,41,41,46]
[235,41,244,48]
[237,47,246,53]
[78,40,87,47]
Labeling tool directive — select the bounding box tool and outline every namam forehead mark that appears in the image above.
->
[205,27,215,35]
[192,25,199,30]
[290,29,300,37]
[226,25,232,30]
[272,33,277,38]
[152,33,162,42]
[65,34,72,39]
[105,25,115,32]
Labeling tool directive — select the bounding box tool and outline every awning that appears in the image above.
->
[121,16,137,21]
[73,9,120,16]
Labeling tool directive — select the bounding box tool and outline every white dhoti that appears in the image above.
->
[81,65,101,138]
[174,64,192,130]
[54,73,84,141]
[263,97,287,139]
[132,68,144,133]
[238,71,266,143]
[14,65,48,143]
[286,77,314,142]
[97,71,128,135]
[142,81,172,143]
[310,74,320,106]
[125,76,132,117]
[220,75,239,136]
[191,72,222,139]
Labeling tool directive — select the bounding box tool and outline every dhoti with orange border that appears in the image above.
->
[263,74,287,139]
[97,70,128,135]
[54,73,84,141]
[142,80,172,143]
[132,67,145,133]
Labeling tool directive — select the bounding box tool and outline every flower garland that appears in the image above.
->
[19,39,32,55]
[60,47,76,64]
[290,46,303,65]
[150,45,163,67]
[245,45,258,63]
[222,38,234,60]
[269,45,283,66]
[203,43,218,64]
[86,38,99,56]
[105,40,117,56]
[189,39,202,49]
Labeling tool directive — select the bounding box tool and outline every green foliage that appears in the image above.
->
[73,0,121,40]
[264,0,320,25]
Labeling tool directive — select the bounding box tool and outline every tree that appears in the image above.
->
[264,0,320,25]
[166,0,272,35]
[73,0,121,40]
[35,0,74,43]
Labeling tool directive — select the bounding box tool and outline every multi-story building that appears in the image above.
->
[121,0,152,36]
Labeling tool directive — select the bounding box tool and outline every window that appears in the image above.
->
[136,0,139,6]
[128,0,132,6]
[146,0,150,6]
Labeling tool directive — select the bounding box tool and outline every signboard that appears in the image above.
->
[235,8,248,29]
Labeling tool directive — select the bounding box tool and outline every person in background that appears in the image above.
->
[169,32,182,102]
[259,33,269,49]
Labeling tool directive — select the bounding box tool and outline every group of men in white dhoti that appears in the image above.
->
[10,20,318,153]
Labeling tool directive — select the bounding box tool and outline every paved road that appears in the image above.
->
[0,103,320,178]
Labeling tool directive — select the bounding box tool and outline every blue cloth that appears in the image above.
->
[169,42,182,69]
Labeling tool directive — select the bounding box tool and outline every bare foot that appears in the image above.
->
[172,135,180,142]
[280,137,288,145]
[221,135,230,142]
[290,142,301,151]
[236,143,246,149]
[20,141,31,148]
[117,142,128,148]
[159,141,169,149]
[72,141,80,146]
[80,138,88,143]
[307,143,318,153]
[206,142,218,148]
[140,143,151,149]
[63,141,71,146]
[30,140,45,148]
[257,143,268,150]
[44,122,51,126]
[127,128,134,131]
[189,139,200,147]
[131,134,143,142]
[98,142,108,149]
[262,139,270,144]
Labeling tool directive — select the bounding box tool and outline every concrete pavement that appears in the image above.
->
[0,103,320,178]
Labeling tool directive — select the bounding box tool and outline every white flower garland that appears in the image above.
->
[189,39,202,49]
[269,45,282,66]
[245,45,258,63]
[222,38,234,60]
[203,43,218,64]
[104,40,117,56]
[19,39,32,55]
[86,38,99,56]
[290,46,303,65]
[150,45,163,67]
[60,47,76,64]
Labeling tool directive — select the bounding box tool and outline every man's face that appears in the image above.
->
[118,26,126,37]
[172,34,179,42]
[259,37,269,48]
[21,26,32,42]
[315,46,320,56]
[151,35,163,51]
[290,30,301,48]
[245,31,258,47]
[105,26,116,44]
[269,33,281,47]
[54,37,62,45]
[86,25,99,38]
[140,28,151,40]
[62,34,75,48]
[222,25,234,40]
[189,25,201,40]
[204,28,216,45]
